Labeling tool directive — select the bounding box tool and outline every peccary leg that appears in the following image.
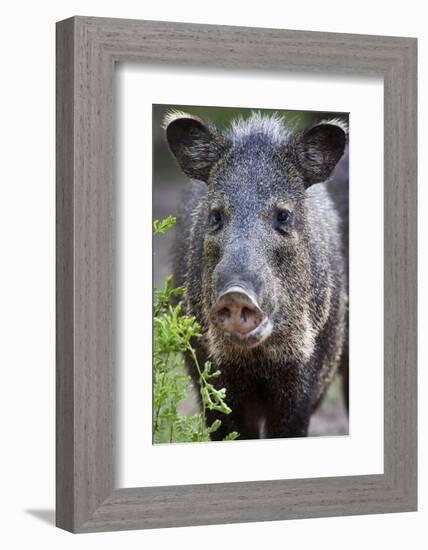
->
[265,397,313,438]
[263,365,317,438]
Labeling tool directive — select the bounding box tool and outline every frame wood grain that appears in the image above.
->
[56,16,417,533]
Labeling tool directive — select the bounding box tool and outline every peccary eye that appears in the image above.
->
[209,209,223,229]
[275,208,293,235]
[276,208,291,224]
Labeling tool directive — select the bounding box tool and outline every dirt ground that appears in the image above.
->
[153,177,349,437]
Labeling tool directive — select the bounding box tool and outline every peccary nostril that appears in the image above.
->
[239,306,259,332]
[217,307,231,324]
[211,289,264,337]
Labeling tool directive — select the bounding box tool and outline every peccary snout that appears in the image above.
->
[211,286,273,346]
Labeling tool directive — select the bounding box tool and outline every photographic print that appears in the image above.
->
[153,104,349,444]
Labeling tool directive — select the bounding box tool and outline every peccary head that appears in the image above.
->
[164,111,346,359]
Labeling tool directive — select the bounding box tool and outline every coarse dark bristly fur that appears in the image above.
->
[163,110,349,440]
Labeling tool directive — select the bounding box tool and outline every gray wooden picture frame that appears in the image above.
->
[56,16,417,533]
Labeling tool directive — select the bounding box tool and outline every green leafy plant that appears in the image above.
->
[153,216,238,443]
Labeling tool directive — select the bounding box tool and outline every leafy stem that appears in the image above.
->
[152,215,239,443]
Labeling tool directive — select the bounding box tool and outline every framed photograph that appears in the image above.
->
[56,16,417,532]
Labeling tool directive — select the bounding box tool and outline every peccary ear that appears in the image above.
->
[290,120,347,187]
[163,111,228,182]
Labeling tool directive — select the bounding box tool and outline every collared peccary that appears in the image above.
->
[164,110,348,439]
